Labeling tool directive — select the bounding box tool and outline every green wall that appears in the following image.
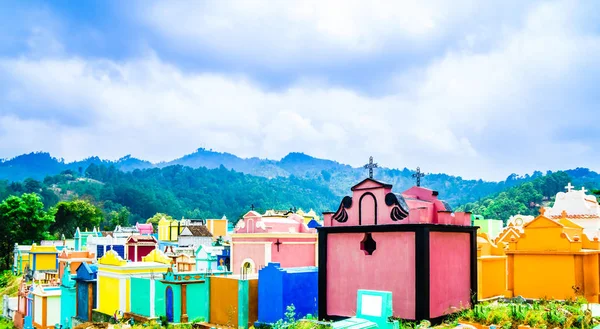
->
[130,278,152,317]
[473,219,504,239]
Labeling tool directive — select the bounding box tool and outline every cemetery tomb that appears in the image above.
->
[60,269,76,329]
[320,177,477,323]
[14,280,33,329]
[32,285,61,329]
[206,216,229,239]
[209,275,258,329]
[96,250,169,316]
[57,250,95,279]
[73,227,102,252]
[178,225,213,249]
[74,263,98,322]
[544,183,600,238]
[506,209,600,302]
[87,236,126,259]
[476,233,508,300]
[257,262,318,325]
[126,235,158,262]
[472,215,504,240]
[135,222,154,235]
[231,210,317,274]
[28,245,59,275]
[13,244,31,275]
[331,290,398,329]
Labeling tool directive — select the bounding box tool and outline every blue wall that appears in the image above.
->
[258,263,318,324]
[96,245,125,259]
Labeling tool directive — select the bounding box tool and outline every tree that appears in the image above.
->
[105,207,131,230]
[0,193,54,269]
[147,213,174,230]
[50,200,103,238]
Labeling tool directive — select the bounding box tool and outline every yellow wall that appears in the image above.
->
[478,256,507,300]
[477,233,509,300]
[98,276,120,315]
[207,219,228,238]
[511,254,578,300]
[17,255,30,274]
[29,254,57,271]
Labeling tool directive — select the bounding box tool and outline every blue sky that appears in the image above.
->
[1,1,600,180]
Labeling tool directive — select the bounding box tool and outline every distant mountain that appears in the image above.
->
[3,149,600,209]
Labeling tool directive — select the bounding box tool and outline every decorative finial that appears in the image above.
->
[539,207,546,216]
[561,210,568,219]
[412,167,425,187]
[565,183,574,192]
[250,204,255,211]
[363,156,378,179]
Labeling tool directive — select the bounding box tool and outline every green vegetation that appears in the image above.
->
[0,270,19,297]
[0,193,54,269]
[458,171,572,223]
[441,298,598,329]
[0,318,15,329]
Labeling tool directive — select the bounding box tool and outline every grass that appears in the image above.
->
[442,298,599,329]
[0,271,20,297]
[0,318,15,329]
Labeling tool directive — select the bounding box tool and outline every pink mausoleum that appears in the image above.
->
[231,210,317,274]
[320,178,477,323]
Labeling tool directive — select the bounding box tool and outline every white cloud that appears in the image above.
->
[139,0,531,68]
[2,1,600,181]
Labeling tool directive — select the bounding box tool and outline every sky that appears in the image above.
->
[1,1,600,181]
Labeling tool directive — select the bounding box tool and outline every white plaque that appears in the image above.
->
[360,295,382,317]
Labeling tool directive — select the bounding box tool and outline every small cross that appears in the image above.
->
[274,239,282,252]
[363,156,378,179]
[565,183,574,192]
[412,167,425,187]
[581,187,588,194]
[539,207,546,216]
[250,204,255,211]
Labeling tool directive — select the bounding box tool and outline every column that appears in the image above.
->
[119,277,126,313]
[150,279,155,318]
[181,284,188,323]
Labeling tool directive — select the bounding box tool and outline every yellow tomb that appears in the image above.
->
[29,244,59,273]
[96,250,169,316]
[477,233,509,300]
[157,217,185,242]
[506,208,600,302]
[206,216,229,239]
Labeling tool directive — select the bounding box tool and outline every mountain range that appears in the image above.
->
[2,149,600,209]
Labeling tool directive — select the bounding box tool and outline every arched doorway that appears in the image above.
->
[165,286,174,322]
[240,258,255,275]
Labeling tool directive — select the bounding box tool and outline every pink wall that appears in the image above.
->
[429,232,472,318]
[271,241,316,267]
[326,232,416,319]
[232,243,267,273]
[232,236,317,273]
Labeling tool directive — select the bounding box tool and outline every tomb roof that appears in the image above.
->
[180,225,213,237]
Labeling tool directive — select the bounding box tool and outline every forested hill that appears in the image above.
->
[4,150,600,216]
[3,149,595,207]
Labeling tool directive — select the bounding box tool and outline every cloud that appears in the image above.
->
[138,0,533,70]
[1,1,600,181]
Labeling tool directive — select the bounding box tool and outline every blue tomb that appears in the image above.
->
[257,262,318,325]
[74,263,98,322]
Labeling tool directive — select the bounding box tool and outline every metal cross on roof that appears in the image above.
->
[412,167,425,187]
[250,204,255,211]
[363,156,378,179]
